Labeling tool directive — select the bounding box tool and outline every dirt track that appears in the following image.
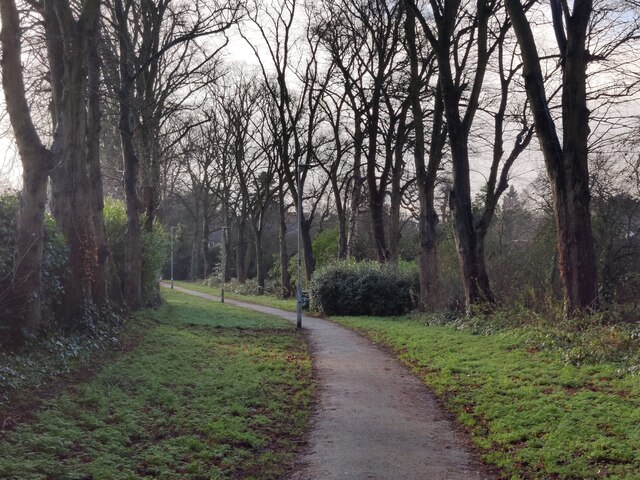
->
[164,284,494,480]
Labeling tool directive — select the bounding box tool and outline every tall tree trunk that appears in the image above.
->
[115,0,142,309]
[389,185,401,263]
[389,106,408,264]
[347,115,364,258]
[557,2,598,312]
[366,80,389,262]
[87,11,108,307]
[505,0,598,314]
[236,216,248,283]
[446,126,494,306]
[473,228,492,302]
[13,167,50,334]
[122,129,142,308]
[300,218,315,282]
[48,0,103,324]
[254,226,265,293]
[278,186,291,297]
[190,230,199,281]
[426,0,494,309]
[202,214,210,279]
[140,119,161,233]
[0,0,55,337]
[405,2,444,309]
[331,176,348,259]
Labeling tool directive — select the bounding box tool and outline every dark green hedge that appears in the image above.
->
[309,261,418,316]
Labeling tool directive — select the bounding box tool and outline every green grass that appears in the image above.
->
[332,315,640,480]
[172,280,298,312]
[0,289,313,480]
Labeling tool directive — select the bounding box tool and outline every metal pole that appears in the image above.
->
[221,225,227,303]
[296,162,305,329]
[170,226,175,289]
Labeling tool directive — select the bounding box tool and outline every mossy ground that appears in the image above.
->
[331,315,640,480]
[0,289,313,480]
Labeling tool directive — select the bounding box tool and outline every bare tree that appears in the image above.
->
[0,0,55,336]
[505,0,599,314]
[107,0,237,307]
[319,88,354,259]
[322,0,406,262]
[404,2,446,308]
[1,0,106,334]
[243,0,331,281]
[408,0,497,309]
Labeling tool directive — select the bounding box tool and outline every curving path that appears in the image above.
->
[163,284,494,480]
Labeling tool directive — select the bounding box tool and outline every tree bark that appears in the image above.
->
[115,0,142,309]
[404,1,443,309]
[389,103,409,263]
[331,175,348,259]
[236,215,248,283]
[46,0,103,324]
[505,0,598,314]
[416,0,494,309]
[366,77,389,262]
[0,0,55,337]
[202,212,210,278]
[278,186,291,297]
[254,226,265,293]
[87,9,108,307]
[300,218,315,282]
[347,114,364,258]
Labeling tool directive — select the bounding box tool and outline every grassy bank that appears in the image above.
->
[0,289,313,480]
[332,315,640,480]
[171,280,298,312]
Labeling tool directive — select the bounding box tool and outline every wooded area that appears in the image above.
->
[1,0,640,343]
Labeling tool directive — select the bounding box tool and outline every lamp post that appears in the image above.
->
[296,161,308,329]
[170,226,176,289]
[221,225,228,303]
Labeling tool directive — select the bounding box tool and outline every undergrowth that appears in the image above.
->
[0,306,125,408]
[422,303,640,371]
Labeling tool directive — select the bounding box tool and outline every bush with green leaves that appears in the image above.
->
[310,260,418,316]
[103,198,169,306]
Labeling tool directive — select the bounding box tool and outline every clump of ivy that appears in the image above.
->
[0,306,125,407]
[0,195,69,336]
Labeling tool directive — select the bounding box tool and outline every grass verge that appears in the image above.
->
[331,314,640,480]
[171,280,298,312]
[0,289,313,480]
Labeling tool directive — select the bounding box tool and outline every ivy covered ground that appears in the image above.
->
[0,289,313,480]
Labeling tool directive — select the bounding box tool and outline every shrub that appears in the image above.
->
[310,260,418,316]
[141,220,169,306]
[103,198,169,307]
